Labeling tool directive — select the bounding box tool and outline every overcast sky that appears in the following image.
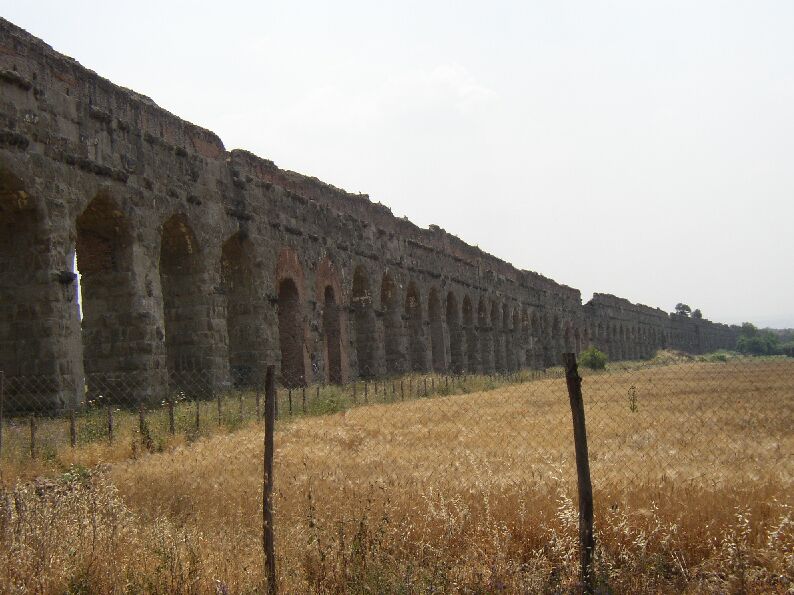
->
[4,1,793,328]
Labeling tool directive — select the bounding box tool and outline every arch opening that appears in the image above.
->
[463,296,477,373]
[323,285,343,384]
[220,233,258,387]
[428,289,445,372]
[446,292,463,373]
[352,266,377,378]
[381,273,404,375]
[405,282,426,372]
[478,298,493,373]
[277,277,305,387]
[159,215,204,375]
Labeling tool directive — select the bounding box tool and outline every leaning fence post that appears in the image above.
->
[562,352,595,594]
[263,366,277,594]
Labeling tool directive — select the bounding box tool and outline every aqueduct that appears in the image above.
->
[0,18,738,409]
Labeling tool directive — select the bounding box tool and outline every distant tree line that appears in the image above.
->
[736,323,794,356]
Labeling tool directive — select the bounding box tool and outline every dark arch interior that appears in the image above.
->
[491,302,505,372]
[381,273,403,375]
[352,267,376,378]
[76,195,139,399]
[323,285,343,384]
[463,296,477,373]
[221,234,258,387]
[405,283,426,372]
[446,292,463,373]
[0,169,44,379]
[478,299,493,373]
[160,215,204,374]
[277,277,305,387]
[428,289,445,372]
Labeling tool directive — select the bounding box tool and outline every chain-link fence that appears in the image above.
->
[1,351,793,592]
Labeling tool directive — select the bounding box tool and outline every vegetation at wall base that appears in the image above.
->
[579,346,608,370]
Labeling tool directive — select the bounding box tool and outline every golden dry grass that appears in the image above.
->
[2,359,793,593]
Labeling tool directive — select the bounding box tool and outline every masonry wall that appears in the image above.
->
[0,18,739,410]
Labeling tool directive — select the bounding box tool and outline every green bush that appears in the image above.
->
[579,346,607,370]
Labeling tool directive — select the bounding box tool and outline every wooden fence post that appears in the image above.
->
[107,405,114,443]
[263,366,277,594]
[217,394,223,426]
[562,353,595,594]
[195,399,201,431]
[288,389,293,416]
[364,381,368,403]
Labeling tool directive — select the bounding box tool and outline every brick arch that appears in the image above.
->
[510,308,521,370]
[491,301,505,372]
[275,246,308,387]
[75,194,133,354]
[351,263,377,378]
[428,287,445,372]
[219,232,260,387]
[159,213,207,375]
[446,290,463,373]
[405,280,427,372]
[478,297,493,373]
[1,164,80,409]
[462,295,478,373]
[380,271,404,375]
[316,257,347,384]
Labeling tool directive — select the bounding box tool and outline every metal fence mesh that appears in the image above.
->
[1,352,793,592]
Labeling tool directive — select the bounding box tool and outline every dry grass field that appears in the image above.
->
[2,358,793,593]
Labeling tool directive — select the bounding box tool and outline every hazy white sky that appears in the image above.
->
[4,1,793,327]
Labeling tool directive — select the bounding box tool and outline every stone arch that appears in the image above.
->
[220,232,260,387]
[405,281,427,372]
[478,297,493,373]
[159,213,206,375]
[277,277,305,387]
[547,314,562,366]
[351,265,377,378]
[275,247,308,387]
[510,308,521,370]
[446,291,463,373]
[381,272,404,375]
[75,194,139,381]
[463,295,477,373]
[563,321,575,353]
[0,165,82,410]
[428,288,446,372]
[491,301,505,372]
[316,257,346,384]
